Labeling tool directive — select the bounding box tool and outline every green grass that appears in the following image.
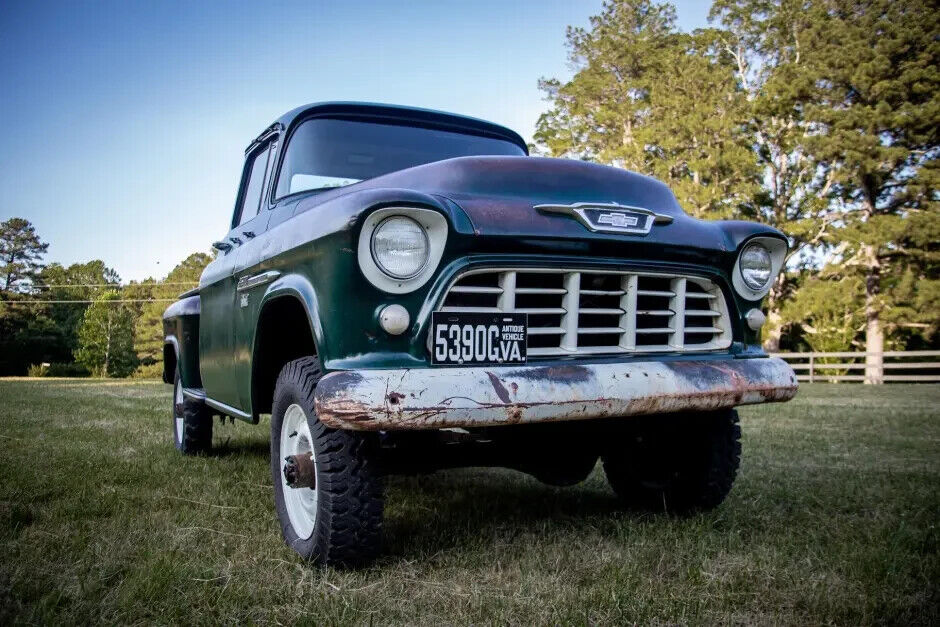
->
[1,380,938,624]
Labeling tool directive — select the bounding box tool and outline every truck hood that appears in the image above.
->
[349,155,685,234]
[293,155,782,255]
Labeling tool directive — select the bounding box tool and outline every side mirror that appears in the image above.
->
[212,240,233,253]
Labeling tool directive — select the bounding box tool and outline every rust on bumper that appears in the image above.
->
[314,357,798,431]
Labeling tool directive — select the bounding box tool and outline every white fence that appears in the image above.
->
[771,351,940,383]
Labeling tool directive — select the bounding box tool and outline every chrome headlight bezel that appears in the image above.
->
[357,207,448,294]
[732,236,787,301]
[370,215,430,280]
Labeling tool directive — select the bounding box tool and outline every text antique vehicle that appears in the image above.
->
[163,102,797,566]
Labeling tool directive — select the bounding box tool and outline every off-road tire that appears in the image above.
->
[172,368,212,454]
[602,409,741,514]
[270,357,384,566]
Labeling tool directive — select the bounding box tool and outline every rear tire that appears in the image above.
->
[172,368,212,455]
[270,357,384,566]
[602,409,741,514]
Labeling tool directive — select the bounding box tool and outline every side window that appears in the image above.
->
[235,145,271,227]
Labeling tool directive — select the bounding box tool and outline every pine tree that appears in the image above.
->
[0,217,49,294]
[797,0,939,382]
[74,291,137,377]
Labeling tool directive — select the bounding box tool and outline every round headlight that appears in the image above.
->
[370,216,430,279]
[739,243,772,290]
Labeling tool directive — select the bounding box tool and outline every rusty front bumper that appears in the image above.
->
[314,357,798,431]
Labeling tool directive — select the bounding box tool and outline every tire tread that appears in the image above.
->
[271,357,383,566]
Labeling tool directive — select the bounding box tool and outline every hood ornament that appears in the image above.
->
[534,202,673,236]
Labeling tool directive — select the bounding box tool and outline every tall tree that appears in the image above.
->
[710,0,832,350]
[797,0,939,382]
[0,217,49,294]
[0,218,55,373]
[535,0,760,219]
[74,291,137,377]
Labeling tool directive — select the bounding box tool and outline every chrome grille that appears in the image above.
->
[439,268,732,357]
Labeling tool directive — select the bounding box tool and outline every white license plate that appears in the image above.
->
[431,312,527,366]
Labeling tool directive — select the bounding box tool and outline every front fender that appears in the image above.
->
[257,273,326,360]
[162,295,202,388]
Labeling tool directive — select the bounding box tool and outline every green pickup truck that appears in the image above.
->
[163,102,797,566]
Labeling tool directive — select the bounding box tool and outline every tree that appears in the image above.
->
[709,0,832,350]
[133,252,211,374]
[796,0,939,382]
[535,0,760,219]
[0,299,62,375]
[783,273,864,353]
[74,291,137,377]
[0,217,48,294]
[38,260,121,356]
[0,218,56,374]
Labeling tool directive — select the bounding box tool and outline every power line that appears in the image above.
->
[27,282,198,289]
[3,299,180,304]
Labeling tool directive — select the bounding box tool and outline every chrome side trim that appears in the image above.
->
[236,270,281,292]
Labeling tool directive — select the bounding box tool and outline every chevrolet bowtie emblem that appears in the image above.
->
[533,202,673,236]
[597,212,639,228]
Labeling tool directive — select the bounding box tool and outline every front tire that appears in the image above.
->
[172,368,212,454]
[602,409,741,514]
[270,357,383,566]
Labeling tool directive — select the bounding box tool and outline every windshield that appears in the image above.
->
[275,118,526,198]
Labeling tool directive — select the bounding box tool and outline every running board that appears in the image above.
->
[182,387,206,401]
[183,388,253,423]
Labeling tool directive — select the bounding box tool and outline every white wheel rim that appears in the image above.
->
[281,403,317,540]
[174,381,184,445]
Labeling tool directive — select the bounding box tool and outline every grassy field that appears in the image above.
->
[0,380,937,624]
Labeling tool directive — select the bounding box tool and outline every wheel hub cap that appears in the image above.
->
[280,403,317,540]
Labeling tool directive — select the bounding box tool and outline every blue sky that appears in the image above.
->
[0,1,710,282]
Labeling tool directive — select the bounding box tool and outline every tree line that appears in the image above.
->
[535,0,938,379]
[2,0,937,379]
[0,217,211,377]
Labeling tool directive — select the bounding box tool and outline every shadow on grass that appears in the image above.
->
[380,469,636,560]
[202,436,670,562]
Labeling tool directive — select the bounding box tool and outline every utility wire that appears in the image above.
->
[3,299,180,304]
[26,282,198,288]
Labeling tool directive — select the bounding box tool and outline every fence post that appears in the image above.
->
[808,355,814,383]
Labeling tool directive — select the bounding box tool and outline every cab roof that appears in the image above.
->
[249,101,528,155]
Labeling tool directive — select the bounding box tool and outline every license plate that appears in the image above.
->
[431,312,527,366]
